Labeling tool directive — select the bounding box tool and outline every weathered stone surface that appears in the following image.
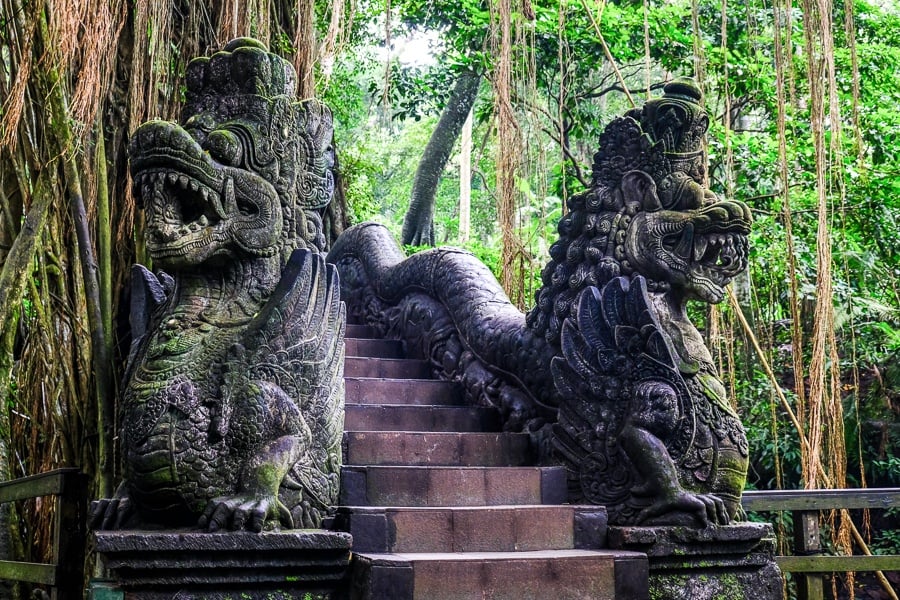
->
[92,529,351,599]
[344,377,462,405]
[344,356,432,379]
[345,324,376,338]
[608,521,775,557]
[345,338,404,358]
[336,505,583,553]
[344,404,499,432]
[340,466,566,507]
[91,38,345,534]
[606,523,783,600]
[573,507,609,550]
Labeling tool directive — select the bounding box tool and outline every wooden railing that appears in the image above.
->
[0,468,87,600]
[742,488,900,600]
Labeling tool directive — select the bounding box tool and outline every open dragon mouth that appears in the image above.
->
[136,167,228,263]
[626,200,751,302]
[130,120,281,267]
[661,225,748,288]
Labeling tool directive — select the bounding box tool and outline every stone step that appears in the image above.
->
[343,431,533,467]
[340,466,567,507]
[336,505,609,554]
[345,357,432,379]
[349,549,648,600]
[344,405,497,432]
[346,323,376,338]
[346,338,404,359]
[345,378,461,406]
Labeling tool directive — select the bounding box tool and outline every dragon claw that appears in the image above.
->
[635,490,729,527]
[199,494,293,532]
[90,496,135,530]
[298,500,322,529]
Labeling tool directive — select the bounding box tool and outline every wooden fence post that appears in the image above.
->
[51,471,87,600]
[793,510,824,600]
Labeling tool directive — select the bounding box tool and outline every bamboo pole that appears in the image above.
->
[458,109,473,244]
[44,51,114,496]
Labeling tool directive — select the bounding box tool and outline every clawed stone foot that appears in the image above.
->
[297,500,322,529]
[635,490,729,527]
[90,495,135,530]
[198,493,293,532]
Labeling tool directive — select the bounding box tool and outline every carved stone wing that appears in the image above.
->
[124,264,172,376]
[238,248,346,520]
[551,276,690,522]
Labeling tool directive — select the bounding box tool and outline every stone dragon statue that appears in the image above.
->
[92,39,345,532]
[328,79,751,526]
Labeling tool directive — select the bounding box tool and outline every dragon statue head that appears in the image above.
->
[527,79,751,346]
[129,38,335,272]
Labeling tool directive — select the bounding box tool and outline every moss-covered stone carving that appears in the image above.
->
[91,39,344,532]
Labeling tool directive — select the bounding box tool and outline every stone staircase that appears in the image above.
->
[338,323,648,600]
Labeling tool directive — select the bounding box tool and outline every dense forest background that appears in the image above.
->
[1,0,899,595]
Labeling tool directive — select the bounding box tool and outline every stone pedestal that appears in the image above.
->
[606,522,783,600]
[90,529,352,600]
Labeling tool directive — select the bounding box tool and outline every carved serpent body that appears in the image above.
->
[329,79,751,526]
[328,224,559,429]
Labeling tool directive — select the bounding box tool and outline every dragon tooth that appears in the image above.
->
[210,193,227,219]
[693,236,709,262]
[673,223,694,260]
[167,172,178,185]
[223,177,238,215]
[189,180,199,192]
[198,215,209,227]
[179,175,190,189]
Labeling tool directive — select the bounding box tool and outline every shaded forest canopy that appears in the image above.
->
[0,0,899,587]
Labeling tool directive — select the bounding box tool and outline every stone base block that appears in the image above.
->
[91,529,352,600]
[606,522,783,600]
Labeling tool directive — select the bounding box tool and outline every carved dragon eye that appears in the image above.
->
[184,113,216,144]
[205,130,243,166]
[236,196,258,217]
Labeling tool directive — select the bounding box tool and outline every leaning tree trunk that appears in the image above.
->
[401,70,481,247]
[323,149,351,247]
